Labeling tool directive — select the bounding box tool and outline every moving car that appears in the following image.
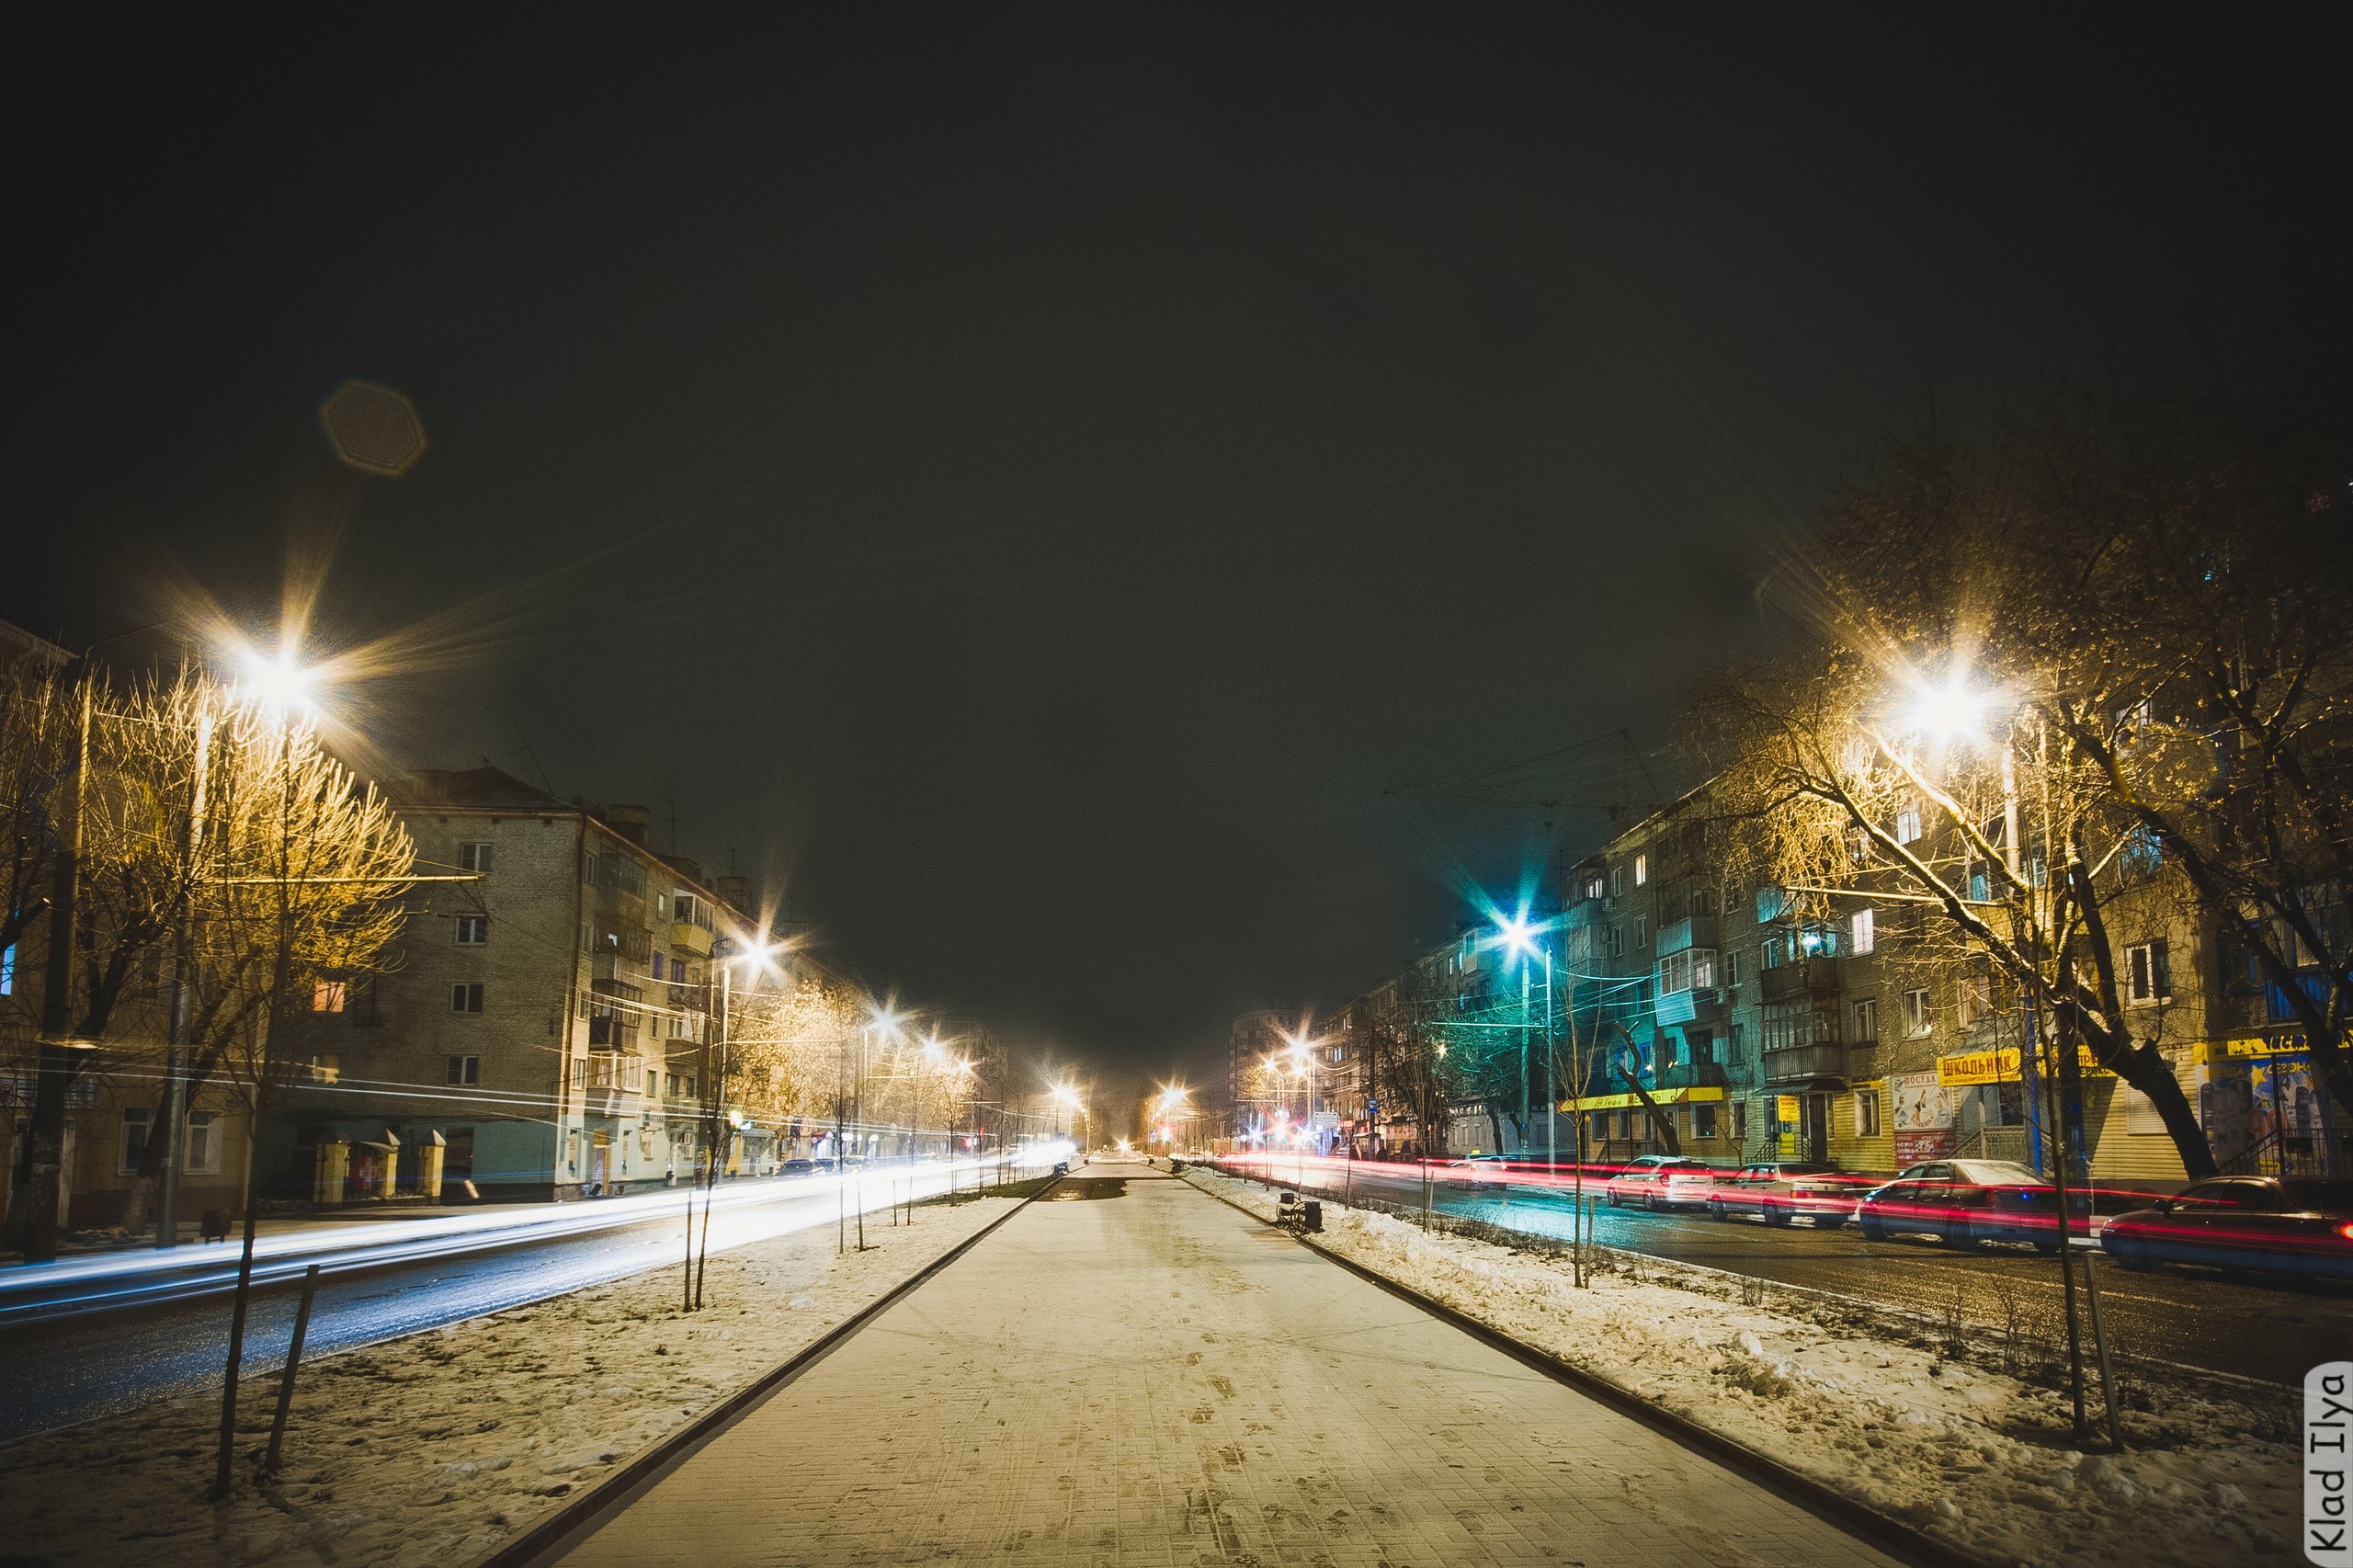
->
[1602,1155,1716,1210]
[1858,1159,2084,1251]
[1443,1155,1513,1192]
[1707,1161,1856,1228]
[2099,1176,2353,1283]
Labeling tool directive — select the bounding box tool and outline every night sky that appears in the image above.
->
[7,10,2346,1104]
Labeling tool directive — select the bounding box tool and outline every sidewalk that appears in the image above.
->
[546,1159,1900,1568]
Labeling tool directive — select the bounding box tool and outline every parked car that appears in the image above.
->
[1707,1161,1857,1228]
[1858,1159,2084,1251]
[2100,1176,2353,1283]
[780,1157,815,1176]
[1443,1155,1513,1191]
[1603,1155,1717,1210]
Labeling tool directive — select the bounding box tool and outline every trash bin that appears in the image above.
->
[1302,1200,1323,1233]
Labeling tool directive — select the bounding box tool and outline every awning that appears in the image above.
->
[1556,1085,1725,1113]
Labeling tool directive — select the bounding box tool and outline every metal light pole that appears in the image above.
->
[155,702,215,1249]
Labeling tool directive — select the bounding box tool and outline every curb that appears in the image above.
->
[1180,1170,1987,1568]
[466,1177,1059,1568]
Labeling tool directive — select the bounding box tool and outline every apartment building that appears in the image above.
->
[1560,783,2306,1183]
[272,767,755,1204]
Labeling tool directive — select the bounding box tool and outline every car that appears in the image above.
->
[1602,1154,1716,1210]
[1443,1155,1513,1192]
[780,1157,815,1176]
[2099,1176,2353,1283]
[1707,1161,1858,1228]
[1858,1159,2085,1251]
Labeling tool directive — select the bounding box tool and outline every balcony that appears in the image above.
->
[582,1051,644,1117]
[1656,915,1718,957]
[1760,956,1841,1004]
[1654,985,1724,1028]
[670,920,713,958]
[1653,1060,1729,1093]
[1761,1041,1853,1085]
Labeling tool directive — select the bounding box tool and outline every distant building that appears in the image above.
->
[272,767,759,1204]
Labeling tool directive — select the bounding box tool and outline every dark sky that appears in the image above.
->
[7,9,2346,1106]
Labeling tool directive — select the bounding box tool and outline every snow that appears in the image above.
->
[3,1190,1026,1567]
[1188,1167,2303,1568]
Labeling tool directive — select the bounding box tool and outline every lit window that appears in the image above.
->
[1633,854,1648,887]
[1894,803,1923,845]
[1851,907,1874,955]
[311,981,347,1013]
[0,942,13,994]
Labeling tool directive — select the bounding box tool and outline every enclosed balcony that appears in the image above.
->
[1760,956,1841,1003]
[1655,915,1717,957]
[1654,985,1723,1028]
[670,919,713,958]
[1760,1041,1853,1085]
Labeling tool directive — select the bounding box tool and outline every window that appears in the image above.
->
[1968,862,1990,903]
[2126,939,2171,1005]
[347,977,380,1028]
[1582,872,1606,903]
[1632,915,1649,949]
[1722,949,1742,989]
[309,1053,341,1084]
[647,1069,660,1096]
[651,952,665,981]
[1851,907,1874,955]
[1633,853,1648,887]
[1958,972,1992,1027]
[1694,1103,1718,1140]
[1727,1022,1744,1062]
[1894,802,1922,845]
[1732,1098,1747,1142]
[1607,924,1624,959]
[455,915,489,946]
[1761,933,1786,970]
[1608,866,1623,898]
[1688,884,1716,917]
[311,981,347,1013]
[1903,988,1932,1037]
[1756,885,1790,923]
[1762,1000,1813,1052]
[184,1110,219,1174]
[451,982,485,1014]
[119,1108,152,1175]
[2120,826,2162,880]
[459,841,494,874]
[0,942,13,994]
[1857,1089,1881,1137]
[447,1054,480,1085]
[1853,997,1879,1043]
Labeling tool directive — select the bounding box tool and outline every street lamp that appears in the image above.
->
[1491,908,1556,1170]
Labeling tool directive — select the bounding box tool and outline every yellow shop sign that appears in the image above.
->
[1937,1045,2112,1086]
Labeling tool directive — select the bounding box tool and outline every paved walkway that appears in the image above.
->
[550,1161,1903,1567]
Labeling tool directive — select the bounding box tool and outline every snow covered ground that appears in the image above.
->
[5,1190,1026,1568]
[1188,1167,2302,1568]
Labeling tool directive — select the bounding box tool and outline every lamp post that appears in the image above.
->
[1494,913,1557,1170]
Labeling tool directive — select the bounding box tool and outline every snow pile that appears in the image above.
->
[5,1194,1022,1567]
[1188,1167,2300,1568]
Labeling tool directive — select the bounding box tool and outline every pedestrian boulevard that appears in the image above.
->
[549,1158,1902,1567]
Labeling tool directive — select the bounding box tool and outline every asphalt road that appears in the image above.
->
[1242,1158,2353,1390]
[0,1163,1020,1443]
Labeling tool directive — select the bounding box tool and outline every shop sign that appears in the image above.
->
[1937,1044,2112,1085]
[1891,1071,1958,1164]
